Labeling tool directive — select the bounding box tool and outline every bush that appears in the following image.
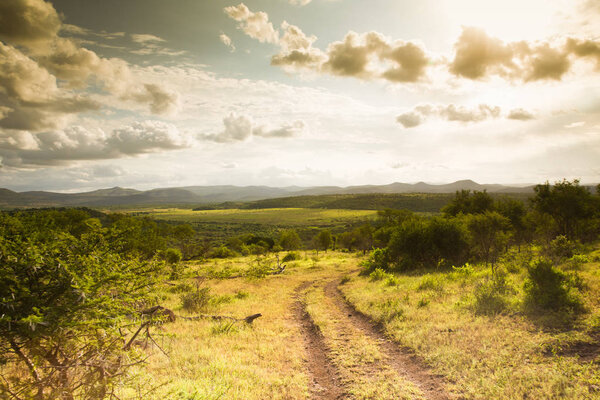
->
[473,272,513,315]
[369,268,389,281]
[523,259,584,313]
[546,235,577,263]
[181,287,212,312]
[282,251,301,262]
[417,275,444,292]
[208,246,238,259]
[163,247,182,264]
[566,254,589,269]
[360,248,389,275]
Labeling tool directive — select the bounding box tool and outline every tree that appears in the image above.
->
[531,179,598,240]
[278,229,302,251]
[466,211,511,272]
[442,190,494,216]
[0,214,166,399]
[495,197,528,250]
[313,230,332,254]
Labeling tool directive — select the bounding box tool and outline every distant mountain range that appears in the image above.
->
[0,180,540,209]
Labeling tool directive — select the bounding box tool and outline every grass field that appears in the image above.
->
[117,245,600,399]
[132,208,377,226]
[120,208,378,245]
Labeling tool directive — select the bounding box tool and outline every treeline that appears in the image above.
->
[195,193,506,212]
[361,179,600,273]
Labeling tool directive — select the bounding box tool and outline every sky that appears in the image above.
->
[0,0,599,192]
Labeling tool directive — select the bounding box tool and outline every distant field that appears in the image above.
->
[138,208,376,226]
[126,208,377,243]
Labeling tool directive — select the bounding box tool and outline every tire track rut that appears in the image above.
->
[324,279,450,400]
[293,281,346,400]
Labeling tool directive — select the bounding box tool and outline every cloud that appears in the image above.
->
[224,3,279,44]
[130,34,165,44]
[507,108,535,121]
[450,27,515,79]
[288,0,312,5]
[450,27,599,82]
[201,113,305,142]
[273,29,429,82]
[396,103,535,128]
[0,42,101,131]
[0,0,62,50]
[219,33,236,52]
[0,0,180,130]
[566,38,600,69]
[0,121,192,167]
[396,112,422,128]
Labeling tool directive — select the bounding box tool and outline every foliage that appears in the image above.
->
[278,229,302,250]
[442,190,494,216]
[531,179,600,241]
[181,287,213,312]
[313,229,332,253]
[387,216,469,270]
[466,211,511,270]
[282,251,301,262]
[545,235,577,264]
[473,271,514,315]
[523,259,584,313]
[208,245,239,259]
[0,211,166,400]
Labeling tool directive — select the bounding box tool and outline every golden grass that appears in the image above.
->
[340,248,600,399]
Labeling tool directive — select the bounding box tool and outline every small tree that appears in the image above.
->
[0,216,165,399]
[467,211,511,273]
[313,230,332,255]
[278,229,302,251]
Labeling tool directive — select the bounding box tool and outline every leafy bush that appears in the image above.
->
[473,275,512,316]
[282,251,301,262]
[546,235,577,263]
[360,248,389,275]
[523,259,584,313]
[163,247,183,264]
[566,254,589,269]
[208,246,238,259]
[181,287,212,312]
[417,275,444,292]
[369,268,389,281]
[385,275,400,286]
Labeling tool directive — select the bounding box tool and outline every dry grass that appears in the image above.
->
[340,246,600,400]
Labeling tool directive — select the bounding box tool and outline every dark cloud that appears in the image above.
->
[0,0,180,132]
[201,113,305,142]
[450,27,598,82]
[0,42,101,131]
[0,0,61,49]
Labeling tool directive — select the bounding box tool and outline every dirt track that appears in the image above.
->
[293,278,450,400]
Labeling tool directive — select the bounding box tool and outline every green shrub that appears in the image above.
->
[523,259,584,313]
[566,254,590,269]
[168,282,193,293]
[181,287,212,312]
[377,299,404,322]
[235,290,249,299]
[208,246,238,259]
[369,268,388,281]
[282,252,301,262]
[546,235,577,263]
[473,280,509,315]
[361,248,389,275]
[417,275,444,291]
[385,275,399,286]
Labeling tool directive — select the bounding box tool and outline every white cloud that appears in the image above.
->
[0,121,192,167]
[200,113,306,142]
[224,3,279,44]
[219,33,236,52]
